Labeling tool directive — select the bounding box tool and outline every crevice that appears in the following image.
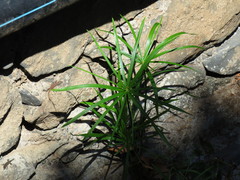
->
[204,14,240,47]
[16,43,90,82]
[205,68,237,78]
[27,172,36,180]
[22,118,36,131]
[16,61,75,83]
[0,103,13,126]
[0,121,22,156]
[0,0,157,74]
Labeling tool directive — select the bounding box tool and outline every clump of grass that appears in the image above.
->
[53,16,202,179]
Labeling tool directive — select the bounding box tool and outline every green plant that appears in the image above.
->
[53,16,202,179]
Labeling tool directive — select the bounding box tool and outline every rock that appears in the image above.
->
[157,64,206,99]
[2,124,81,179]
[19,0,240,77]
[0,77,14,122]
[0,141,62,180]
[203,27,240,75]
[137,0,240,69]
[20,33,89,77]
[21,60,108,130]
[4,123,86,180]
[32,142,82,180]
[32,145,120,180]
[154,74,240,156]
[20,89,42,106]
[0,77,23,155]
[1,0,240,179]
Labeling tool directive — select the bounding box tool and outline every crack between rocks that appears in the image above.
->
[34,142,68,168]
[204,12,240,47]
[0,102,13,126]
[13,8,144,83]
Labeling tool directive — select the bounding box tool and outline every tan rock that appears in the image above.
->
[154,0,240,66]
[20,33,89,77]
[0,141,62,180]
[0,77,23,155]
[123,0,240,69]
[22,59,108,130]
[0,77,13,121]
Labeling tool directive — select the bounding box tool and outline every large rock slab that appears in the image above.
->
[20,33,89,77]
[202,27,240,75]
[0,77,14,122]
[19,0,240,77]
[21,59,108,130]
[157,63,206,99]
[0,141,61,180]
[138,0,240,68]
[0,77,23,155]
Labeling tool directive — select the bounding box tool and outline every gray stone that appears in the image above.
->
[20,89,42,106]
[157,64,206,99]
[203,27,240,75]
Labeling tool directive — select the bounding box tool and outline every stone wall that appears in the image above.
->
[0,0,240,179]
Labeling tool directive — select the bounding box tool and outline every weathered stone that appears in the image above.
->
[153,74,240,157]
[1,0,240,179]
[20,89,42,106]
[0,123,84,179]
[157,63,206,99]
[0,141,62,180]
[135,0,240,69]
[20,33,89,77]
[32,142,82,180]
[0,77,14,121]
[21,59,108,130]
[32,143,122,180]
[0,77,23,155]
[203,27,240,75]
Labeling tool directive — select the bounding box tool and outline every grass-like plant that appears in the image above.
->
[53,16,202,179]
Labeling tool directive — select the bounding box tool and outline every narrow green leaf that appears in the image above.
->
[112,18,127,84]
[88,31,120,80]
[70,65,116,85]
[53,84,122,92]
[144,18,162,58]
[86,93,124,136]
[153,45,204,59]
[120,15,137,40]
[152,122,172,147]
[98,29,134,52]
[127,18,145,84]
[148,32,189,60]
[62,92,123,127]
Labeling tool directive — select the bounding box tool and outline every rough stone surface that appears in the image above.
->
[0,77,14,122]
[203,27,240,75]
[0,141,62,180]
[155,75,240,154]
[18,0,240,77]
[32,144,120,180]
[0,0,240,179]
[21,60,107,130]
[0,77,23,155]
[157,63,206,99]
[150,0,240,68]
[20,89,42,106]
[20,33,89,77]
